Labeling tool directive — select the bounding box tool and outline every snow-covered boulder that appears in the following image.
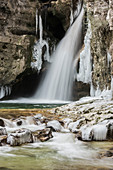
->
[47,120,62,132]
[7,128,33,146]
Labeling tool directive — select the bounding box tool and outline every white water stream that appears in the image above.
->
[34,7,84,101]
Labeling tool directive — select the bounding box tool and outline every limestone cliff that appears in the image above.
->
[84,0,113,91]
[0,0,37,87]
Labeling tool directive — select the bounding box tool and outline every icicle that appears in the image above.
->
[90,81,95,97]
[77,20,92,84]
[0,86,5,99]
[70,0,74,25]
[0,86,11,99]
[92,124,107,141]
[107,52,111,67]
[36,9,38,35]
[39,15,43,44]
[81,122,108,141]
[31,14,50,72]
[73,0,82,19]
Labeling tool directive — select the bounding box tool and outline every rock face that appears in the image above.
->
[0,0,37,86]
[84,0,113,91]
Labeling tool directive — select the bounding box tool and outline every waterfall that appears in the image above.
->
[34,7,84,101]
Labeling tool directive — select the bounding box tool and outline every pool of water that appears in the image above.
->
[0,98,70,109]
[0,103,65,109]
[0,133,113,170]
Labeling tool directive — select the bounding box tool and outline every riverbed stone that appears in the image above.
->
[0,135,7,146]
[7,128,33,146]
[0,119,5,127]
[33,128,53,142]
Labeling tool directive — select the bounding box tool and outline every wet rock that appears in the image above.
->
[0,119,5,127]
[7,128,33,146]
[0,127,7,135]
[33,128,53,142]
[0,135,7,146]
[14,116,37,126]
[47,120,62,132]
[104,151,113,157]
[1,118,14,128]
[16,120,23,126]
[75,131,82,140]
[40,117,51,124]
[106,121,113,140]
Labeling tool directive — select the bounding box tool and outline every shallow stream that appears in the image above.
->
[0,133,113,170]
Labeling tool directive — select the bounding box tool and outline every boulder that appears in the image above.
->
[0,119,5,127]
[7,128,33,146]
[0,135,7,146]
[33,128,53,142]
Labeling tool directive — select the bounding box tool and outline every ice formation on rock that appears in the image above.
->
[107,52,111,67]
[77,21,92,84]
[31,14,50,72]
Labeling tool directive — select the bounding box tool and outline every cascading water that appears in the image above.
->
[34,7,84,101]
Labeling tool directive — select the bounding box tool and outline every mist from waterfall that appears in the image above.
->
[34,8,84,101]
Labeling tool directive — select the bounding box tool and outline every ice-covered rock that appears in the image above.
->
[62,118,73,128]
[0,127,7,135]
[68,118,85,132]
[7,128,33,146]
[47,120,62,132]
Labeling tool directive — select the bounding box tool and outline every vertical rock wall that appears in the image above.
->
[84,0,113,91]
[0,0,37,86]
